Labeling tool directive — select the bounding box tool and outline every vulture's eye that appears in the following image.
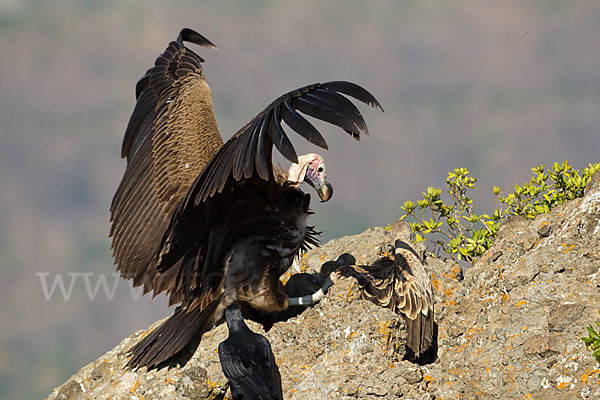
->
[317,166,324,173]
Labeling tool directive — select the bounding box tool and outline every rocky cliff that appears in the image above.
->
[47,173,600,399]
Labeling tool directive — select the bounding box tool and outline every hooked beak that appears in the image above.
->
[317,182,333,202]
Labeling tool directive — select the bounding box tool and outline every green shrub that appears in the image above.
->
[399,161,599,264]
[495,161,600,219]
[582,311,600,377]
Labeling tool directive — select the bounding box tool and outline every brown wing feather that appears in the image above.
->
[110,29,221,300]
[393,240,435,357]
[393,246,434,320]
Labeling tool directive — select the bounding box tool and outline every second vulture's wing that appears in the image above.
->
[336,239,435,359]
[392,241,435,359]
[109,28,221,303]
[157,81,384,299]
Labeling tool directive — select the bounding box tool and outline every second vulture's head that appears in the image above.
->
[287,153,333,202]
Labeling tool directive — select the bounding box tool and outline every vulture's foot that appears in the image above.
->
[287,253,356,305]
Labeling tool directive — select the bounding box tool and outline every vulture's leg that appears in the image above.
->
[286,253,356,306]
[287,273,336,305]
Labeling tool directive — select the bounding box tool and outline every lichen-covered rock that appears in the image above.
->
[426,172,600,400]
[47,173,600,399]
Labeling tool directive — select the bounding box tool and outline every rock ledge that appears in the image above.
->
[48,174,600,399]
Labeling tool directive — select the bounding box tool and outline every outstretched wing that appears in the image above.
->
[191,81,384,205]
[156,82,383,297]
[337,260,398,307]
[109,28,222,295]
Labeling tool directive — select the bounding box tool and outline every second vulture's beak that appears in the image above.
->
[317,182,333,202]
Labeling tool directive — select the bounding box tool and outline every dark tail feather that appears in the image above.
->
[404,310,437,364]
[127,300,220,369]
[405,312,433,357]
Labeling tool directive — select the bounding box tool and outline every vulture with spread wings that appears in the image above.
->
[109,28,383,369]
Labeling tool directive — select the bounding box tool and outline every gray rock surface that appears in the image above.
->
[47,173,600,399]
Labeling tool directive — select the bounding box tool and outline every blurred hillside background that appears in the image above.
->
[1,1,599,399]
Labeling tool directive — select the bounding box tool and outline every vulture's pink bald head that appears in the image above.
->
[287,153,332,202]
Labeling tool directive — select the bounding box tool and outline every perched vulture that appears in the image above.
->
[337,221,436,362]
[109,28,383,369]
[218,304,283,400]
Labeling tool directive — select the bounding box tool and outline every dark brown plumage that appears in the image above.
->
[109,28,383,369]
[338,221,436,362]
[218,304,283,400]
